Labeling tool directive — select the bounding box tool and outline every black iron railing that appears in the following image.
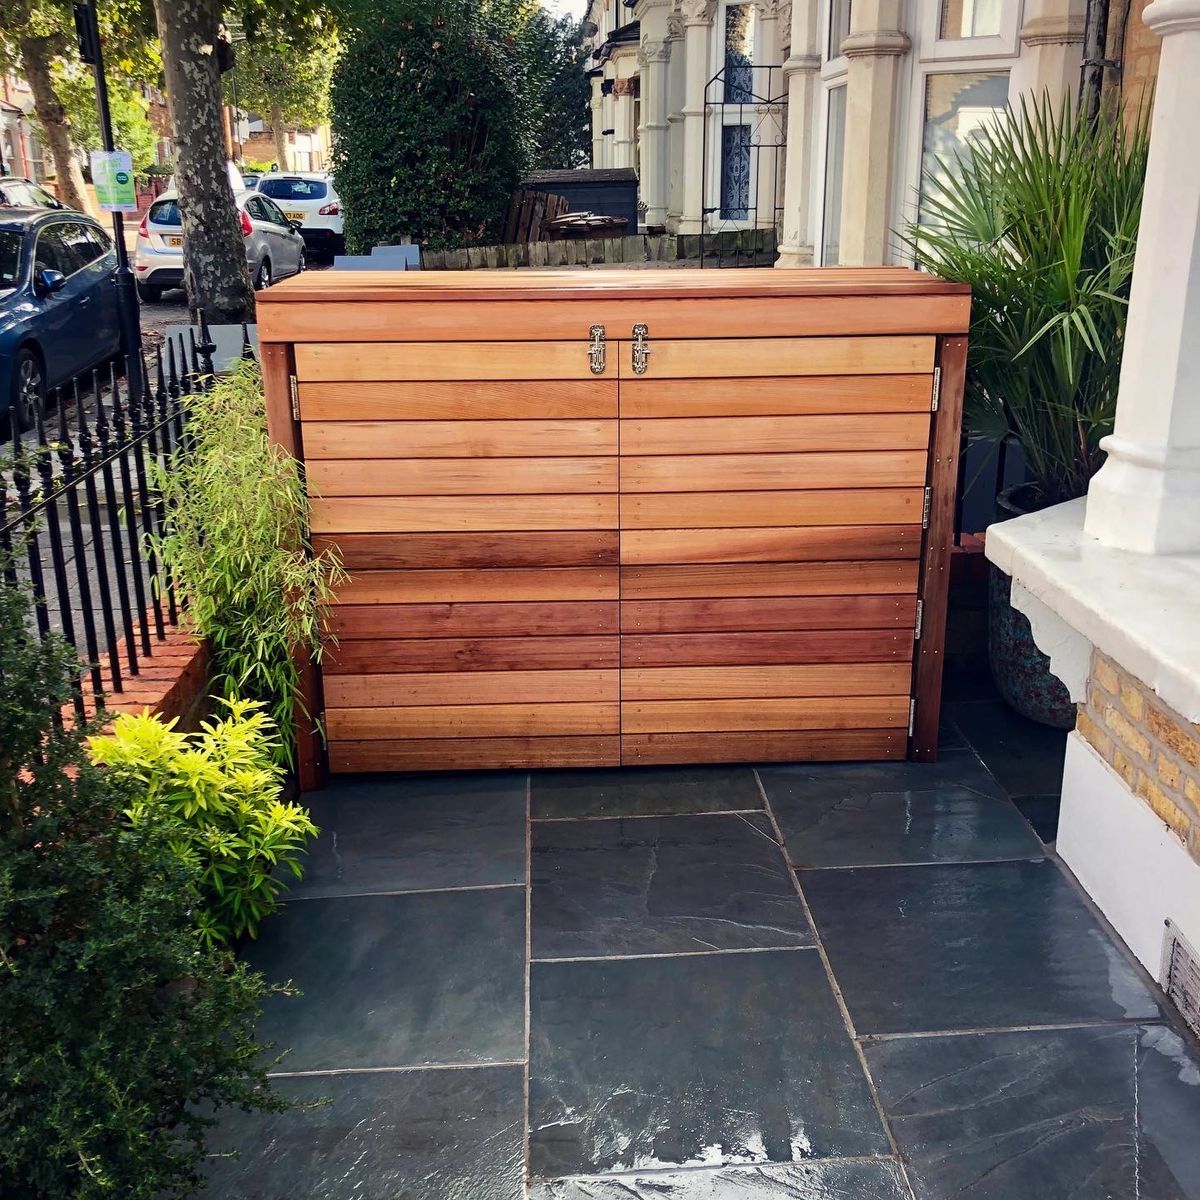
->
[0,324,220,715]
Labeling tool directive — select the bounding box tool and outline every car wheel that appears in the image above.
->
[11,346,43,433]
[297,247,307,274]
[136,281,163,303]
[255,259,272,290]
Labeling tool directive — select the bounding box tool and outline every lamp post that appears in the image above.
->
[72,0,144,403]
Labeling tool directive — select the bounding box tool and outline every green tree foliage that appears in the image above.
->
[331,0,532,251]
[53,64,158,170]
[523,11,591,171]
[0,577,287,1199]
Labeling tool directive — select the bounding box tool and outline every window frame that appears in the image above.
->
[917,0,1021,64]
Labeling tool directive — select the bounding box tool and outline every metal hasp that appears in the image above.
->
[632,323,651,374]
[588,324,607,374]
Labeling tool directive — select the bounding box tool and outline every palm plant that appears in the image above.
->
[905,93,1150,508]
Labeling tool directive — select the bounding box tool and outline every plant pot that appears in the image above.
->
[988,483,1076,729]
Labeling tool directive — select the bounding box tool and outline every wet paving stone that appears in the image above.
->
[529,950,888,1179]
[202,1065,524,1200]
[762,751,1043,869]
[532,766,764,820]
[292,773,528,897]
[946,699,1067,799]
[867,1024,1200,1200]
[801,860,1161,1034]
[250,890,525,1071]
[529,1159,910,1198]
[532,813,812,959]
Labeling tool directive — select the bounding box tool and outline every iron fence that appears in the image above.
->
[0,323,221,716]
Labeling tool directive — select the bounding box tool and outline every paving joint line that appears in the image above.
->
[531,944,819,964]
[283,881,525,903]
[267,1060,527,1079]
[530,807,765,823]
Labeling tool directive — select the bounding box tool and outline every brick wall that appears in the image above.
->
[1077,652,1200,861]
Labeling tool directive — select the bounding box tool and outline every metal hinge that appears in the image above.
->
[931,367,942,412]
[922,486,932,529]
[914,598,924,640]
[289,376,300,421]
[632,323,651,374]
[588,324,607,374]
[908,698,917,736]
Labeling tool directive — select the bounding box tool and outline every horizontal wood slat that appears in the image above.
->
[336,567,618,604]
[307,457,616,498]
[304,420,617,460]
[622,561,920,598]
[314,532,618,570]
[623,696,910,733]
[326,635,619,673]
[327,702,619,739]
[623,489,924,529]
[620,526,922,565]
[329,601,619,639]
[299,379,618,420]
[621,414,930,455]
[618,375,933,417]
[324,669,618,707]
[622,630,913,666]
[622,663,911,700]
[621,595,917,632]
[295,341,600,381]
[622,336,936,378]
[329,736,621,772]
[621,729,906,765]
[312,495,618,534]
[621,451,928,492]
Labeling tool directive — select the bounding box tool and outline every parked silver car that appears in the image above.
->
[133,189,305,301]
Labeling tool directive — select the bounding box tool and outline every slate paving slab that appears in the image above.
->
[202,1065,525,1200]
[946,699,1067,799]
[800,859,1161,1034]
[531,813,812,959]
[867,1024,1200,1200]
[293,773,528,898]
[249,889,525,1072]
[528,1159,910,1199]
[532,766,764,820]
[529,950,889,1179]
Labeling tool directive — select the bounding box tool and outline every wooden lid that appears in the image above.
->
[259,266,970,304]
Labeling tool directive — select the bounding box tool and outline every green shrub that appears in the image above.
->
[89,700,318,947]
[0,578,287,1199]
[155,358,344,766]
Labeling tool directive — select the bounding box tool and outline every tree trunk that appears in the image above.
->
[19,36,90,215]
[270,105,290,171]
[153,0,254,323]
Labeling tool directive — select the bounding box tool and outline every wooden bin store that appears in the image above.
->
[258,268,969,787]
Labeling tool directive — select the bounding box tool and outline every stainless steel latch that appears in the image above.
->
[632,323,650,374]
[588,325,606,374]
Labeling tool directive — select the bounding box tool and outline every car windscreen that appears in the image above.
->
[148,199,182,226]
[258,178,328,201]
[0,230,22,290]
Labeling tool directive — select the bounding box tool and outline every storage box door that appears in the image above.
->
[296,339,620,771]
[618,334,935,764]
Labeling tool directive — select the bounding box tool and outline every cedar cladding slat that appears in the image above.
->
[313,532,618,570]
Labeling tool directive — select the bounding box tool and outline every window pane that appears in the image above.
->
[821,85,847,264]
[939,0,1001,38]
[919,71,1008,225]
[258,177,327,200]
[724,3,753,103]
[720,124,751,220]
[829,0,852,57]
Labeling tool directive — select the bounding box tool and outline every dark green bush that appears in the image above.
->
[0,578,286,1199]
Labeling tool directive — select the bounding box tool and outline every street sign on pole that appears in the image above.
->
[90,150,138,213]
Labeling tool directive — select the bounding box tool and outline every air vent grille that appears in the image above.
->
[1163,922,1200,1038]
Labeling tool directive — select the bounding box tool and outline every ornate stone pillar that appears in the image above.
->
[752,0,783,230]
[837,0,910,265]
[1084,0,1200,554]
[589,72,605,168]
[666,9,687,229]
[639,35,673,230]
[613,74,638,170]
[775,0,819,265]
[678,0,714,235]
[1008,0,1088,99]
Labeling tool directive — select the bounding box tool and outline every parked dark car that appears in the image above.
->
[0,209,120,431]
[0,176,65,210]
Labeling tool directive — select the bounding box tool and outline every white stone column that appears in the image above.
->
[590,73,605,168]
[639,36,673,230]
[1007,0,1088,100]
[666,11,687,228]
[752,0,783,230]
[678,0,714,235]
[600,72,616,169]
[1084,0,1200,554]
[838,0,910,266]
[613,69,638,170]
[775,0,819,266]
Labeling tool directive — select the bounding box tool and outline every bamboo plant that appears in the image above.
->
[905,93,1150,508]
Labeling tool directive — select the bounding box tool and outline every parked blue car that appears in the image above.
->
[0,209,120,432]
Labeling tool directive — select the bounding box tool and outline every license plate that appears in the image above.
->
[284,212,305,222]
[166,235,182,247]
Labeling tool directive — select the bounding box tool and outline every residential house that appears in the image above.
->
[0,74,47,181]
